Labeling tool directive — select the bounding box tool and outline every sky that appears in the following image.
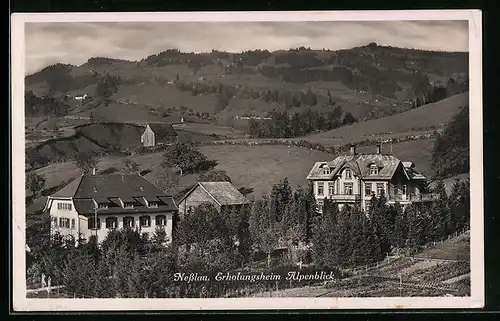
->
[24,20,469,75]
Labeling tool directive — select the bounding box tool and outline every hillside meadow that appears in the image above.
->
[302,92,469,146]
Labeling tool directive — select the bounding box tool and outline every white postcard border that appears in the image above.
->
[11,10,483,311]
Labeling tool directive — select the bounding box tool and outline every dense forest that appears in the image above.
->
[25,91,70,117]
[431,104,470,177]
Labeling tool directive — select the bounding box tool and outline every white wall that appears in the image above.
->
[79,212,174,243]
[48,198,80,240]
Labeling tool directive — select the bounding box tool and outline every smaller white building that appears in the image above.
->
[43,174,178,243]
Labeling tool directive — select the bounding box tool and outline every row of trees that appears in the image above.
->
[249,107,356,138]
[411,76,468,108]
[313,179,470,269]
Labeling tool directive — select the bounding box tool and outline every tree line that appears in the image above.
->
[25,91,69,117]
[249,107,356,138]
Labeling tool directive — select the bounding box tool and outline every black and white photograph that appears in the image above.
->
[11,10,483,310]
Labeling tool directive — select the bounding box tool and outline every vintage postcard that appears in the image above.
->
[11,10,483,311]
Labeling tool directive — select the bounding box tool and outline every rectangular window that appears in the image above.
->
[123,217,135,228]
[155,215,166,226]
[344,182,353,195]
[377,183,384,195]
[71,219,75,229]
[345,169,352,179]
[88,218,101,230]
[57,202,72,211]
[58,218,70,228]
[106,217,118,229]
[365,183,372,196]
[140,216,151,227]
[402,184,407,195]
[370,165,378,175]
[328,182,335,195]
[317,182,324,196]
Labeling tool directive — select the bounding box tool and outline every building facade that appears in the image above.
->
[140,123,179,147]
[43,174,178,243]
[177,181,250,218]
[306,144,436,213]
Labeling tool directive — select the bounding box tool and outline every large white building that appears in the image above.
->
[306,144,436,213]
[43,174,178,243]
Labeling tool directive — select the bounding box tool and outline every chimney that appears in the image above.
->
[92,168,96,176]
[376,144,381,154]
[349,144,356,155]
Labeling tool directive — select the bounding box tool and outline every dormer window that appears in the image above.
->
[322,165,330,175]
[124,202,134,209]
[370,164,379,175]
[98,203,108,209]
[149,201,159,208]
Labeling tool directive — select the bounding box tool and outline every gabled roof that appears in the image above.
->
[307,152,425,181]
[146,123,178,137]
[49,174,178,215]
[179,181,250,206]
[71,174,167,199]
[52,175,84,197]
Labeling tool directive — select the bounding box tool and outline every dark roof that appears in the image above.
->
[50,174,178,214]
[71,174,167,199]
[307,153,424,181]
[52,176,84,197]
[147,123,178,138]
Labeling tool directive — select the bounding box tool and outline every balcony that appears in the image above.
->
[326,194,361,202]
[389,193,440,203]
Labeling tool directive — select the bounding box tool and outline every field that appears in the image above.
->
[197,144,335,198]
[302,92,469,146]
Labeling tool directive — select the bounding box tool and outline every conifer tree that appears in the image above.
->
[349,205,367,266]
[392,203,408,248]
[336,204,352,267]
[311,199,339,268]
[407,206,425,247]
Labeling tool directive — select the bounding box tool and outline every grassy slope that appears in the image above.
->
[197,145,334,198]
[302,92,469,146]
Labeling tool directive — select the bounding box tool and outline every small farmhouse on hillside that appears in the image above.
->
[177,181,250,217]
[140,123,179,147]
[43,173,178,244]
[306,144,437,213]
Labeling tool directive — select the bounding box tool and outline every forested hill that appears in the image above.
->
[25,44,468,121]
